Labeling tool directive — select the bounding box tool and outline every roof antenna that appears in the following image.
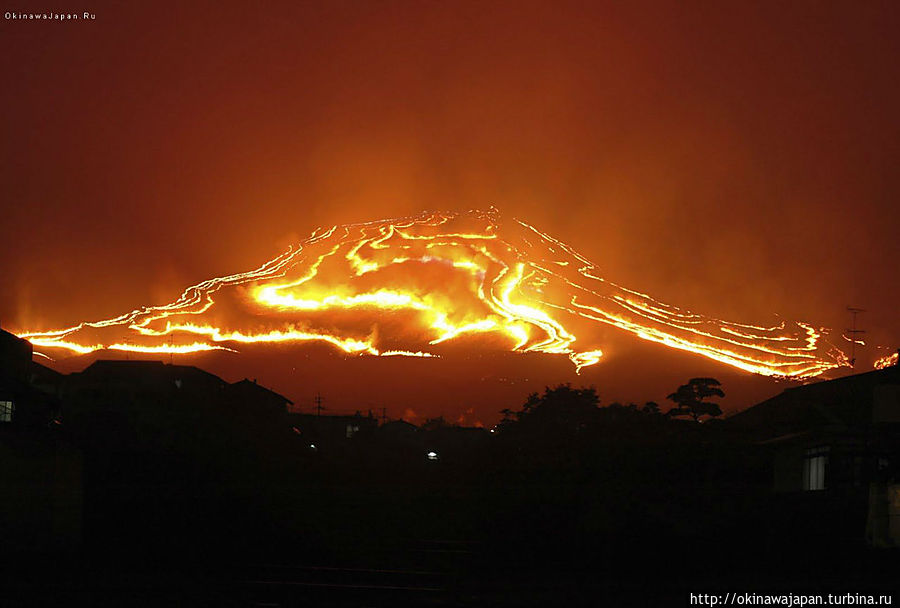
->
[314,392,324,416]
[846,306,866,368]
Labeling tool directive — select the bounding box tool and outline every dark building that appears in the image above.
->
[0,328,31,379]
[61,360,295,453]
[0,329,60,429]
[288,412,379,449]
[378,418,418,438]
[53,359,298,554]
[727,359,900,547]
[222,378,293,424]
[0,329,82,553]
[65,359,227,400]
[61,360,228,451]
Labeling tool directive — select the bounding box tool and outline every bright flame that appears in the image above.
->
[874,352,898,370]
[16,208,847,378]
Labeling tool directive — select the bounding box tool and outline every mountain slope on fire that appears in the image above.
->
[18,208,847,378]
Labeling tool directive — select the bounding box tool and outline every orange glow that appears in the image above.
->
[16,209,847,378]
[874,352,898,370]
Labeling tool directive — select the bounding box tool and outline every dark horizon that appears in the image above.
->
[25,336,816,426]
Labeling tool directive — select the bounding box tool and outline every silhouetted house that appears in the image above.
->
[57,359,301,551]
[288,412,378,448]
[727,361,900,547]
[0,330,81,553]
[60,360,302,451]
[62,360,229,450]
[223,378,292,419]
[378,419,419,438]
[28,360,64,398]
[0,328,31,378]
[0,329,59,428]
[66,359,227,397]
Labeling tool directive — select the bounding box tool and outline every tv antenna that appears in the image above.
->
[314,392,324,416]
[846,306,866,367]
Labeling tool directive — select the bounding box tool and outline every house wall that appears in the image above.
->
[866,482,900,548]
[0,331,32,380]
[773,446,804,493]
[891,484,900,547]
[872,385,900,423]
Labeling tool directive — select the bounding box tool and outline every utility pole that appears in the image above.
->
[314,392,324,417]
[382,407,387,424]
[846,306,866,368]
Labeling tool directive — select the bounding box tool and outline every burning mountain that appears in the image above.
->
[18,208,847,378]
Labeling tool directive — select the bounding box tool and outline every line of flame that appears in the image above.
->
[874,352,898,370]
[16,208,847,378]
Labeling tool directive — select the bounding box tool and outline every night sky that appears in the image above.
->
[2,1,898,422]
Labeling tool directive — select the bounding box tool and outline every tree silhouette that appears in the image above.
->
[642,401,661,415]
[499,384,601,435]
[666,378,724,422]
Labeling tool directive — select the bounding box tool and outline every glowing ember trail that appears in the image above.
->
[874,352,898,370]
[17,209,847,377]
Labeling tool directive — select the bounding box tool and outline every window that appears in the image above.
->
[346,424,359,438]
[803,446,829,491]
[0,401,13,423]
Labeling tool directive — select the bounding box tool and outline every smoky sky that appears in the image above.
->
[2,1,898,414]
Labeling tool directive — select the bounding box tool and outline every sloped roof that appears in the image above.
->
[227,378,293,405]
[0,328,31,352]
[382,419,418,429]
[73,359,226,390]
[726,364,900,437]
[30,361,63,381]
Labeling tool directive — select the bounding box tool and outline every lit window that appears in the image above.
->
[346,424,359,438]
[0,401,13,423]
[803,446,829,491]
